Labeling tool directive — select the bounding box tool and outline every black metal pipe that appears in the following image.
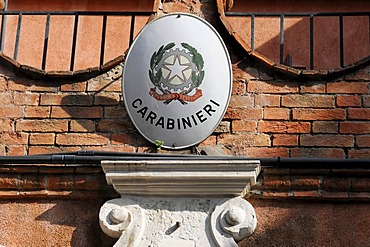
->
[0,151,369,169]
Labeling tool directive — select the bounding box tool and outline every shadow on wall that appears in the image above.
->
[60,94,151,148]
[1,66,153,154]
[238,199,370,247]
[0,199,116,247]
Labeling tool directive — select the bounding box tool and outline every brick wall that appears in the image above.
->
[213,64,370,159]
[0,35,369,159]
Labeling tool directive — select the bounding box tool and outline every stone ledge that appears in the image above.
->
[102,159,261,197]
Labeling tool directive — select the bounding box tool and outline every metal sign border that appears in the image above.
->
[122,12,232,149]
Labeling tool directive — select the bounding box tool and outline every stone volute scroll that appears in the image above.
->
[99,159,260,246]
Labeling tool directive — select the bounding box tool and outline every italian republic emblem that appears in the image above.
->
[149,42,205,105]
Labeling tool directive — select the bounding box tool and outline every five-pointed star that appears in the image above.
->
[163,55,192,85]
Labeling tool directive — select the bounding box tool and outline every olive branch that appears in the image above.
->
[149,42,175,93]
[181,42,205,93]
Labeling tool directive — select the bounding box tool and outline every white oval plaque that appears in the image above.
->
[122,13,232,149]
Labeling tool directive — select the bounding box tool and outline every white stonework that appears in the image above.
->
[100,159,260,246]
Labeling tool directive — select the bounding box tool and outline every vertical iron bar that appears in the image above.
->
[309,14,314,70]
[42,13,51,70]
[280,14,284,64]
[13,13,22,60]
[339,14,344,67]
[0,0,9,51]
[251,14,255,51]
[70,13,79,71]
[100,15,107,67]
[129,15,135,46]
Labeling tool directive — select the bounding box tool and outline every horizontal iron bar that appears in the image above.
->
[0,151,369,169]
[226,12,370,17]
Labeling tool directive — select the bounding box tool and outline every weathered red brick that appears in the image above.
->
[48,175,74,190]
[163,2,189,12]
[97,120,134,132]
[0,174,18,189]
[255,94,280,107]
[0,77,7,91]
[104,106,128,119]
[232,80,246,95]
[6,145,27,156]
[351,177,370,192]
[16,119,68,132]
[340,122,370,134]
[312,121,338,133]
[348,149,370,159]
[0,119,12,131]
[74,174,101,190]
[18,174,47,190]
[60,81,87,92]
[13,92,39,105]
[56,133,109,146]
[261,191,291,198]
[231,120,257,133]
[70,120,96,132]
[28,146,79,155]
[348,108,370,120]
[322,177,350,191]
[264,108,290,120]
[327,81,369,94]
[214,121,230,133]
[0,106,23,118]
[299,83,325,93]
[1,132,28,145]
[87,78,121,92]
[218,133,270,147]
[293,191,320,198]
[234,147,289,158]
[356,136,370,148]
[94,93,121,106]
[300,134,354,147]
[87,145,137,153]
[24,106,51,118]
[199,135,217,146]
[258,121,310,133]
[292,177,320,190]
[263,175,291,190]
[40,94,93,106]
[229,95,254,108]
[29,133,55,145]
[290,148,345,158]
[282,95,335,108]
[247,81,298,93]
[320,191,348,199]
[0,92,12,105]
[293,109,346,120]
[51,106,103,118]
[336,95,362,107]
[348,192,370,200]
[8,79,59,92]
[364,96,370,107]
[224,108,263,120]
[272,134,298,146]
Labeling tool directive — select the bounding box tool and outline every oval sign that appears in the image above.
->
[122,13,232,149]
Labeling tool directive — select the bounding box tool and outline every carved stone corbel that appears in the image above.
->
[99,159,260,246]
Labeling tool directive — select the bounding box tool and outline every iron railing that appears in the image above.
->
[225,12,370,70]
[0,11,154,71]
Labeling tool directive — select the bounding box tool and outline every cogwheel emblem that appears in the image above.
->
[149,42,205,105]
